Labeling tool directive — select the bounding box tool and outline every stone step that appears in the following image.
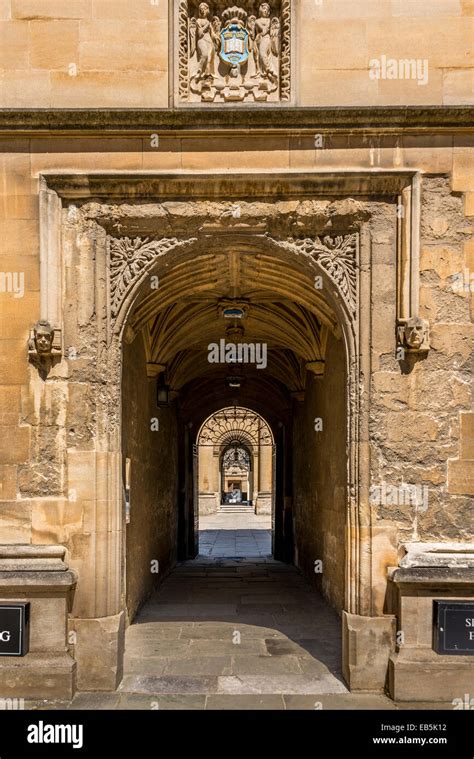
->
[119,673,348,695]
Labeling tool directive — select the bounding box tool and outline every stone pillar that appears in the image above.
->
[255,432,272,514]
[0,545,77,699]
[66,449,125,691]
[211,449,221,503]
[252,450,259,504]
[198,446,219,514]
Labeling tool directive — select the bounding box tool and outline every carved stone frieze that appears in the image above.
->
[108,231,358,321]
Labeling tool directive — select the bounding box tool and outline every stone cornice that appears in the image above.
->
[0,106,472,135]
[43,170,416,200]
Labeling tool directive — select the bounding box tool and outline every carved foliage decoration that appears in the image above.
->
[108,236,197,317]
[270,234,359,314]
[178,1,291,104]
[178,1,190,101]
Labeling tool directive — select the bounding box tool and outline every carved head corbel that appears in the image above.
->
[28,319,62,373]
[397,316,430,354]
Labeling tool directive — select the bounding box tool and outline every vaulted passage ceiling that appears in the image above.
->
[126,243,341,396]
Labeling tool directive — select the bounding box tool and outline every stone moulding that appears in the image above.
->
[0,545,71,572]
[399,542,474,569]
[0,107,472,133]
[178,1,190,102]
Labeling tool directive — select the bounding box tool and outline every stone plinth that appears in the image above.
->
[70,612,125,692]
[0,544,77,699]
[388,543,474,702]
[255,492,272,515]
[198,492,219,515]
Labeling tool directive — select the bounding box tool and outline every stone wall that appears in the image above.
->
[369,179,473,534]
[0,127,472,695]
[0,0,472,107]
[122,334,178,622]
[0,0,168,108]
[299,0,474,106]
[293,333,347,613]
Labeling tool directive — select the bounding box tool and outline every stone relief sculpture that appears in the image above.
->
[397,316,430,354]
[108,236,198,317]
[179,1,291,103]
[271,235,359,315]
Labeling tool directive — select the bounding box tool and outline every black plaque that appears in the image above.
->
[433,601,474,655]
[0,603,30,656]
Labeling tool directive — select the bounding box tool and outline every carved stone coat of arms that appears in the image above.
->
[178,1,291,103]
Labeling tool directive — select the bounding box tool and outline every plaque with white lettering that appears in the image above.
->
[0,603,30,656]
[433,601,474,655]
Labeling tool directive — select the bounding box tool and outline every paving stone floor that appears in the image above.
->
[198,512,272,557]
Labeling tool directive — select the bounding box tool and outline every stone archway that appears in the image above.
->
[112,208,357,690]
[35,170,424,693]
[196,406,274,516]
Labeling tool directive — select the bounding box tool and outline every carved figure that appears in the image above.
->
[28,319,62,376]
[181,1,290,103]
[189,3,220,82]
[250,3,280,84]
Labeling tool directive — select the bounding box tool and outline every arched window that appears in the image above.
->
[222,443,251,472]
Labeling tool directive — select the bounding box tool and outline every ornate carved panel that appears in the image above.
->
[270,234,359,315]
[108,236,197,317]
[177,1,291,103]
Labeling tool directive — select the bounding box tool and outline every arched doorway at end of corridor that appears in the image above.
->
[194,406,276,560]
